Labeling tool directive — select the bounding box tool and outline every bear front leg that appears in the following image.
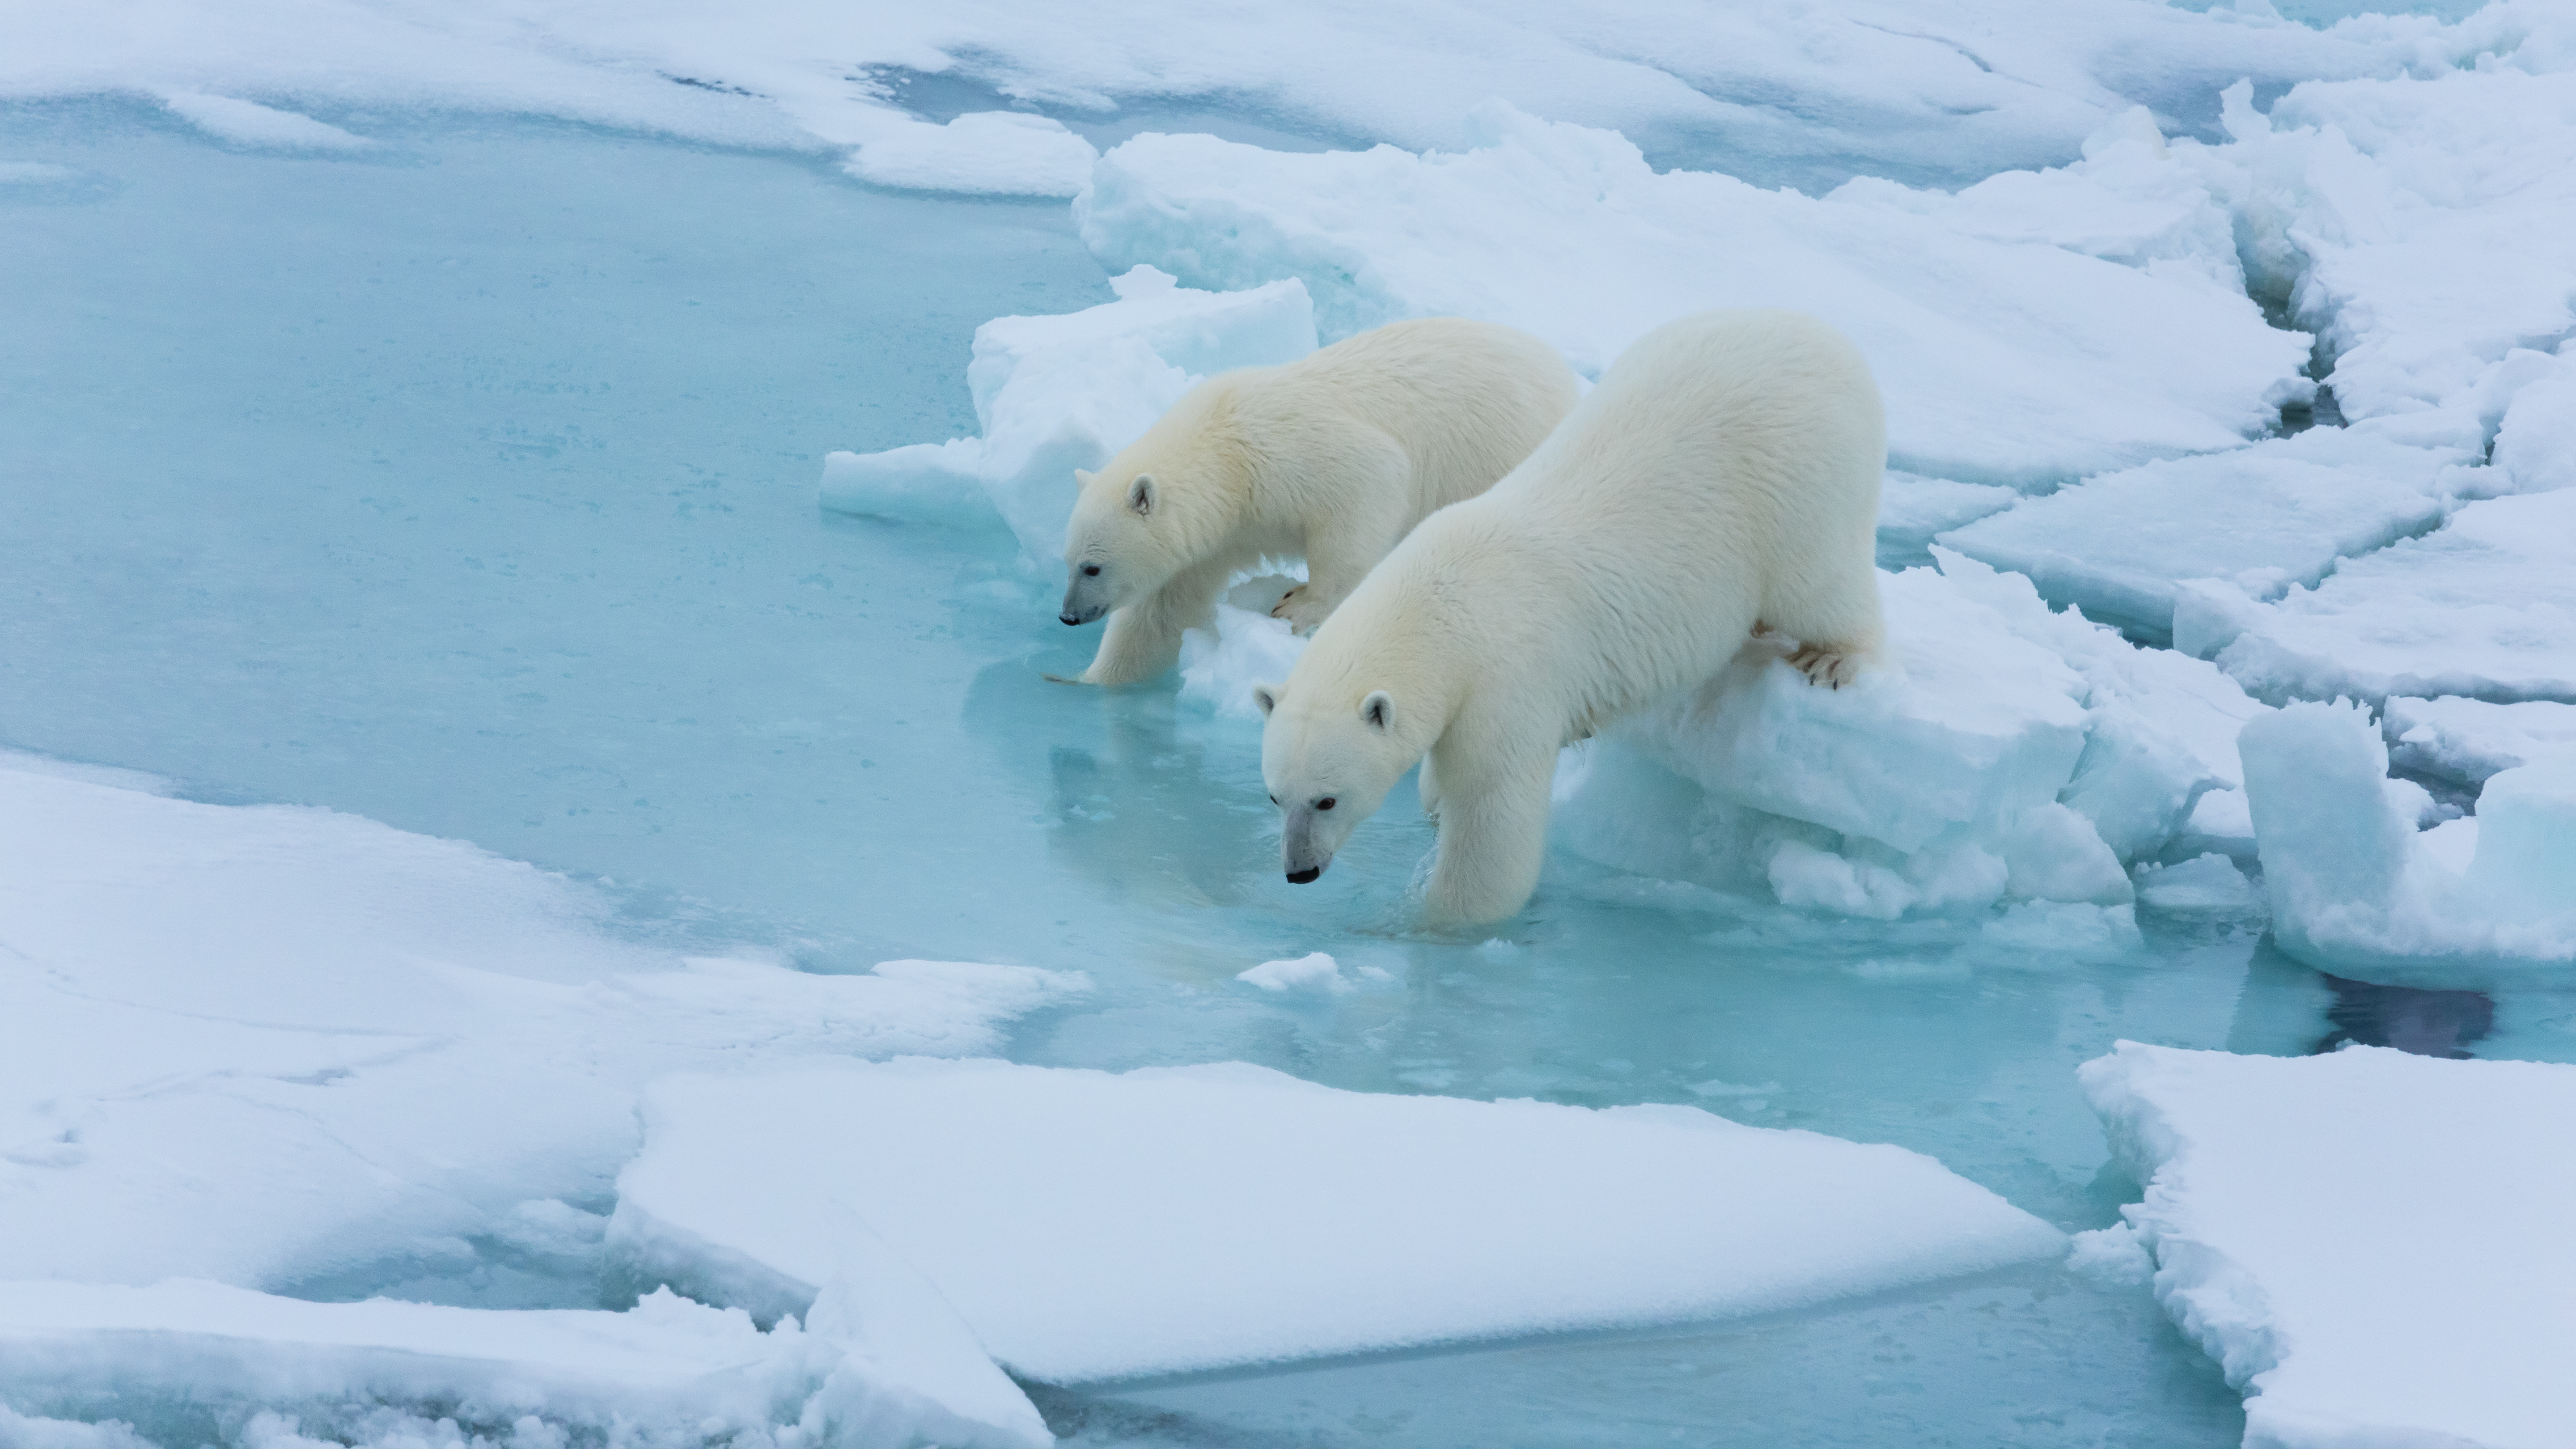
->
[1079,559,1229,685]
[1420,745,1557,926]
[1415,751,1444,823]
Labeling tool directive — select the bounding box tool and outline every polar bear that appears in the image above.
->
[1252,310,1885,924]
[1056,317,1579,686]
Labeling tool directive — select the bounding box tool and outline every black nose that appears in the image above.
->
[1059,613,1081,626]
[1286,867,1321,884]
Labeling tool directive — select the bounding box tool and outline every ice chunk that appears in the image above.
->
[2080,1042,2576,1449]
[609,1058,2063,1381]
[161,93,371,151]
[2385,695,2576,786]
[843,110,1097,198]
[2216,491,2576,707]
[1235,951,1386,995]
[1178,599,1306,720]
[2240,700,2576,976]
[1555,553,2267,916]
[0,761,1087,1287]
[1078,104,2309,487]
[1937,429,2464,640]
[0,1280,1047,1449]
[822,267,1316,565]
[2133,853,2254,912]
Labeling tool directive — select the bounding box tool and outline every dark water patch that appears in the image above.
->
[2312,973,2496,1059]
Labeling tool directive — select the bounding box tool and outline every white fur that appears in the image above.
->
[1257,310,1887,924]
[1059,318,1578,685]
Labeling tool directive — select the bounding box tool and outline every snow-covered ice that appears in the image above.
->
[1080,104,2310,487]
[0,756,1086,1288]
[820,266,1315,564]
[2082,1041,2576,1449]
[609,1057,2063,1381]
[2384,695,2576,785]
[2241,700,2576,976]
[2208,490,2576,706]
[1938,428,2465,640]
[0,1280,1046,1449]
[1235,951,1390,996]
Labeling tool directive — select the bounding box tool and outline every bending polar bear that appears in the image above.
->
[1056,317,1579,686]
[1253,309,1885,924]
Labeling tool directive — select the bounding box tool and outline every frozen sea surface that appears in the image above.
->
[4,93,2571,1446]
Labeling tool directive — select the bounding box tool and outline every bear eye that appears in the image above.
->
[1268,794,1279,805]
[1081,564,1101,577]
[1317,797,1337,810]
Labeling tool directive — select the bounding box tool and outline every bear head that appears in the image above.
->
[1059,382,1244,627]
[1254,680,1414,885]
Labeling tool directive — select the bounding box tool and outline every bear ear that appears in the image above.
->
[1361,690,1395,732]
[1127,473,1157,517]
[1073,467,1096,488]
[1251,683,1279,718]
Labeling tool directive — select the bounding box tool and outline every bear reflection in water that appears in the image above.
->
[2311,974,2496,1060]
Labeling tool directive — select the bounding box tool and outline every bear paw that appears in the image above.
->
[1271,584,1330,636]
[1788,644,1872,691]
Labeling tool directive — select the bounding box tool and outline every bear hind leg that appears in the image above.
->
[1767,553,1886,692]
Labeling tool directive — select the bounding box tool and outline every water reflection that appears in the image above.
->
[2311,974,2496,1059]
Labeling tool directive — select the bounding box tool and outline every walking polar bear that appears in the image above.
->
[1254,309,1886,925]
[1056,317,1579,686]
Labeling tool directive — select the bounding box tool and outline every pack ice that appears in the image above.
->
[1077,103,2310,487]
[607,1057,2063,1382]
[2081,1042,2576,1449]
[0,754,1087,1288]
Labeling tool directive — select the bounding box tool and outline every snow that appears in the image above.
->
[1936,428,2465,640]
[2209,490,2576,706]
[161,93,372,151]
[844,111,1097,198]
[820,266,1315,565]
[609,1057,2064,1382]
[2081,1041,2576,1449]
[2240,699,2576,976]
[0,757,1087,1288]
[1080,104,2311,487]
[2489,357,2576,495]
[0,1280,1046,1449]
[2385,695,2576,784]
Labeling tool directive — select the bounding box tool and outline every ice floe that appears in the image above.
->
[1940,428,2466,641]
[0,754,1087,1288]
[0,1279,1046,1449]
[2206,490,2576,707]
[2384,695,2576,786]
[608,1057,2063,1381]
[1079,103,2310,487]
[2241,700,2576,977]
[2082,1041,2576,1449]
[820,266,1315,565]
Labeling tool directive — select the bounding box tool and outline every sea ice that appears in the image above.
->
[2488,356,2576,495]
[1874,471,2018,567]
[0,1279,1047,1449]
[0,757,1086,1288]
[2081,1041,2576,1449]
[1938,428,2466,640]
[2132,853,2255,913]
[2384,695,2576,785]
[821,266,1315,565]
[608,1058,2063,1382]
[1236,951,1388,995]
[2210,490,2576,706]
[160,93,371,151]
[1078,103,2310,487]
[2239,699,2576,977]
